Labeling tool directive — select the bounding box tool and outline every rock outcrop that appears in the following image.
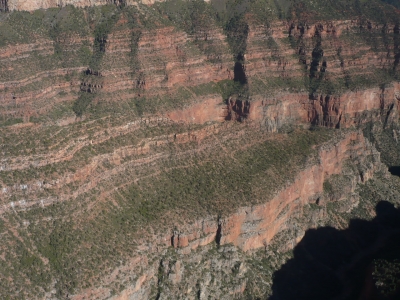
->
[161,130,382,253]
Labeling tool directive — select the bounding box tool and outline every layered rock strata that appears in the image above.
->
[162,130,381,253]
[1,14,399,128]
[6,0,127,11]
[1,3,400,299]
[65,129,384,300]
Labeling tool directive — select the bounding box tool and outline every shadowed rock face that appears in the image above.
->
[389,166,400,177]
[234,54,247,84]
[0,0,8,12]
[270,201,400,300]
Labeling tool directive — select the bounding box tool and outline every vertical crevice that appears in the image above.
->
[215,218,222,245]
[393,23,400,76]
[335,113,342,129]
[234,54,247,84]
[309,32,324,97]
[224,12,249,86]
[105,0,126,6]
[0,0,8,12]
[384,103,395,129]
[73,8,120,116]
[155,259,164,300]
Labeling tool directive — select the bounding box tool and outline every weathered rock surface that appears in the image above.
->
[158,130,382,253]
[1,12,399,129]
[65,129,385,300]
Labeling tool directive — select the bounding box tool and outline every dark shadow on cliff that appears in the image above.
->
[388,166,400,177]
[269,201,400,300]
[234,54,247,84]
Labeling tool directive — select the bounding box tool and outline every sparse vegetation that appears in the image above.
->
[1,0,400,298]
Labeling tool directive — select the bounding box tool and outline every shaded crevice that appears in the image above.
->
[388,166,400,177]
[125,9,144,98]
[394,53,400,73]
[107,0,126,6]
[310,41,324,79]
[309,95,334,127]
[226,98,250,121]
[216,220,222,245]
[233,62,247,84]
[320,60,327,73]
[226,18,248,84]
[335,112,342,129]
[393,23,400,74]
[73,10,120,116]
[384,103,395,129]
[288,22,307,68]
[155,259,165,300]
[234,53,247,84]
[225,14,249,60]
[309,36,324,97]
[0,0,8,12]
[84,69,102,76]
[130,28,143,90]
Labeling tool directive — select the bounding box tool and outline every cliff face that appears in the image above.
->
[245,82,400,132]
[165,130,381,253]
[243,18,400,131]
[0,5,234,121]
[0,1,400,299]
[2,0,169,11]
[6,0,117,11]
[64,129,385,300]
[1,0,163,11]
[1,6,399,128]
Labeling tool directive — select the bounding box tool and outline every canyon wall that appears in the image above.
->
[1,12,399,129]
[67,129,384,300]
[5,0,147,12]
[223,81,400,132]
[1,2,400,299]
[160,130,382,253]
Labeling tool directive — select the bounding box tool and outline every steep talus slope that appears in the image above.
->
[0,0,400,299]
